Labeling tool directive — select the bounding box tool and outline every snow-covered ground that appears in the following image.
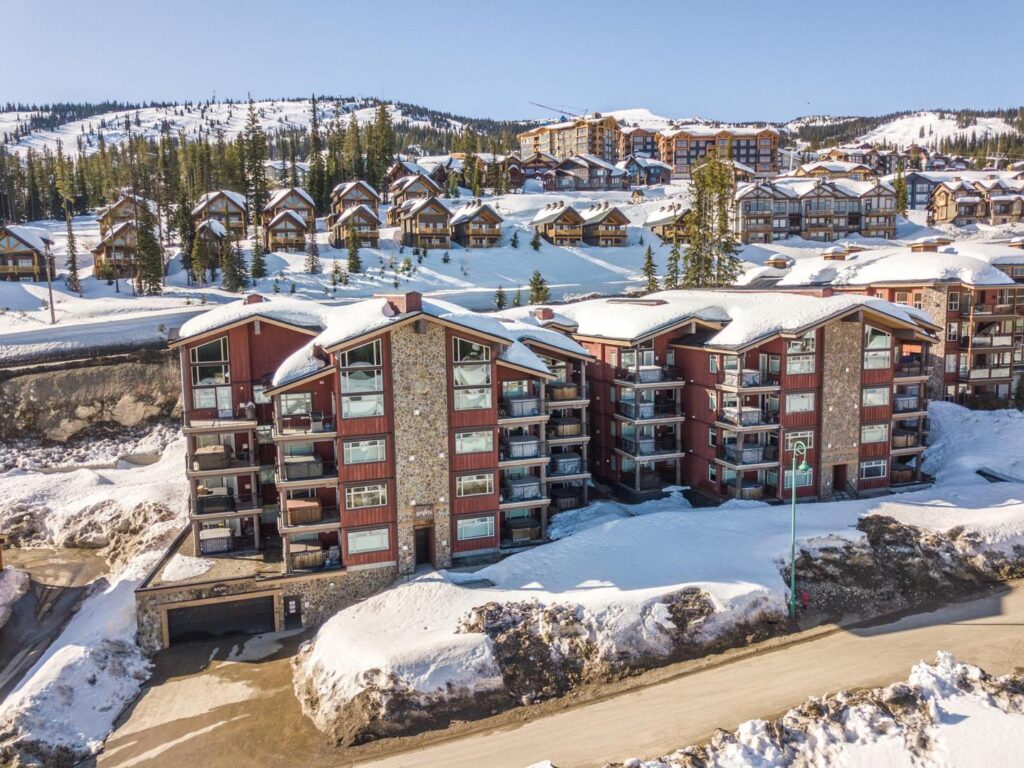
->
[292,404,1024,742]
[0,438,188,765]
[612,653,1024,768]
[857,110,1018,148]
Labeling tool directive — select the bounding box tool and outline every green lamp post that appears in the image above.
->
[789,440,810,619]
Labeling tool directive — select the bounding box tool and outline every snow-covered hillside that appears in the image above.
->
[857,110,1018,148]
[0,98,465,158]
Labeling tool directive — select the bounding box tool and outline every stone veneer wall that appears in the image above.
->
[818,318,863,499]
[135,563,398,653]
[920,286,949,402]
[389,321,452,573]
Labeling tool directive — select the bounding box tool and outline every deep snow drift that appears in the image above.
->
[611,653,1024,768]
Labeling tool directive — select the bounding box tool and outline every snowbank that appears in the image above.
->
[924,401,1024,485]
[616,653,1024,767]
[0,567,29,630]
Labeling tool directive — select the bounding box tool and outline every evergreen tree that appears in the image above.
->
[893,160,908,217]
[331,257,343,290]
[287,136,299,187]
[342,114,364,179]
[641,246,658,293]
[510,231,519,248]
[346,223,362,273]
[221,236,246,292]
[494,284,506,309]
[306,95,328,209]
[55,144,81,293]
[135,205,164,295]
[664,242,681,289]
[305,223,321,274]
[190,235,207,285]
[530,230,542,251]
[173,186,194,262]
[683,150,741,288]
[244,98,270,224]
[367,104,395,188]
[250,229,267,280]
[528,270,549,304]
[446,173,459,198]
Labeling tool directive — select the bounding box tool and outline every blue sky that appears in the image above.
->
[7,0,1022,122]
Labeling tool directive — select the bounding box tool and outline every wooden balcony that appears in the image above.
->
[274,412,337,439]
[725,480,766,500]
[277,458,338,485]
[546,416,584,439]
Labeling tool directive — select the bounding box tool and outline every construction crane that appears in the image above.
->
[529,101,588,121]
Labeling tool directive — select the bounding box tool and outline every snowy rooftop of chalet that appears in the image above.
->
[192,189,246,215]
[4,224,53,252]
[177,297,331,342]
[264,186,314,211]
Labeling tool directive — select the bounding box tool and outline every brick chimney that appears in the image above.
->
[385,291,423,314]
[244,293,266,305]
[533,307,555,321]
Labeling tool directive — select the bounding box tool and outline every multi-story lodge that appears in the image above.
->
[618,127,660,160]
[508,291,938,501]
[541,154,629,192]
[96,194,156,236]
[450,200,503,248]
[644,202,690,243]
[329,205,381,249]
[657,126,780,178]
[92,221,138,276]
[0,224,54,282]
[928,176,1024,226]
[531,202,584,246]
[262,187,316,230]
[734,177,897,244]
[580,202,629,246]
[888,170,1024,211]
[136,292,590,650]
[792,161,876,181]
[518,152,559,183]
[192,190,247,239]
[747,239,1024,402]
[616,155,673,186]
[398,196,452,250]
[816,145,912,177]
[517,113,622,163]
[264,210,308,252]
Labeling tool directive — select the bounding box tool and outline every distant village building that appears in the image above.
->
[644,202,690,243]
[265,158,310,185]
[792,161,876,181]
[450,200,503,248]
[330,205,381,249]
[92,221,138,276]
[398,196,452,250]
[96,194,156,236]
[580,202,629,246]
[616,155,673,186]
[192,190,247,239]
[618,127,660,160]
[262,187,316,230]
[541,155,629,192]
[388,173,443,219]
[929,176,1024,226]
[531,202,583,245]
[0,224,54,282]
[517,114,622,163]
[657,126,780,178]
[264,210,308,252]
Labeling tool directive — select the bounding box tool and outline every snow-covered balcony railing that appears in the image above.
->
[718,407,779,427]
[615,435,679,457]
[192,491,261,516]
[548,452,585,477]
[616,400,679,420]
[720,443,777,465]
[546,416,583,439]
[280,457,338,482]
[275,412,336,435]
[721,369,780,388]
[500,435,541,461]
[500,395,542,419]
[614,365,684,385]
[500,476,544,502]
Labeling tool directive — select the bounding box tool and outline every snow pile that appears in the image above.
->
[548,490,691,539]
[924,402,1024,485]
[0,439,188,765]
[159,553,215,583]
[615,653,1024,767]
[0,567,29,630]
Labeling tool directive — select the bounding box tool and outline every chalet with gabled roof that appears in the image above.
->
[399,196,451,249]
[389,173,443,212]
[542,155,629,192]
[97,194,156,236]
[616,155,672,186]
[519,152,558,182]
[265,210,308,252]
[450,199,503,248]
[329,180,381,223]
[580,202,629,247]
[192,190,247,239]
[531,201,583,246]
[645,202,691,243]
[262,187,316,230]
[0,225,54,282]
[329,205,381,249]
[92,221,138,277]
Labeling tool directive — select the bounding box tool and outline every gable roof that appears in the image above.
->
[196,218,227,239]
[579,202,629,225]
[330,179,381,202]
[2,224,53,253]
[391,173,443,195]
[173,296,331,347]
[449,200,503,226]
[531,202,583,226]
[401,196,450,219]
[334,204,381,227]
[267,209,308,230]
[192,190,247,216]
[264,186,315,211]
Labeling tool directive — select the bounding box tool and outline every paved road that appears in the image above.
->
[99,583,1024,768]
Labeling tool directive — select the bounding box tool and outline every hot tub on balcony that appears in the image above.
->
[504,434,541,459]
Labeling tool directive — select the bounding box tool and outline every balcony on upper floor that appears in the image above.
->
[718,369,781,390]
[613,365,685,388]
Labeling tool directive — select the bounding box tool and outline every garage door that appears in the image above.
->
[166,596,276,645]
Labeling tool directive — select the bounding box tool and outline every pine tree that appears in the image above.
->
[641,246,658,293]
[55,144,81,293]
[244,98,270,224]
[305,223,321,274]
[331,257,343,289]
[250,229,267,280]
[135,205,164,295]
[190,235,207,285]
[287,136,300,188]
[510,231,519,249]
[664,242,681,289]
[346,223,362,273]
[528,270,549,304]
[221,236,246,292]
[307,95,328,209]
[893,160,908,217]
[683,150,741,288]
[342,114,364,179]
[494,284,506,309]
[513,287,522,307]
[173,186,194,262]
[530,230,542,251]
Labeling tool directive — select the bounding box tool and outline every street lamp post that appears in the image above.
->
[789,440,810,619]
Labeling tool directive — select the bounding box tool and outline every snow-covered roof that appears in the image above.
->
[96,194,157,220]
[736,177,894,200]
[551,290,934,349]
[775,246,1017,289]
[449,200,502,226]
[192,190,247,215]
[196,218,227,238]
[579,201,626,224]
[267,209,308,229]
[493,306,579,332]
[796,160,873,174]
[531,201,580,225]
[176,297,332,343]
[330,179,381,201]
[4,224,53,252]
[616,156,673,172]
[660,123,778,139]
[264,186,314,211]
[391,173,441,194]
[400,196,449,220]
[334,204,381,226]
[645,203,690,227]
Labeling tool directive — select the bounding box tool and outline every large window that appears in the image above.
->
[785,392,815,413]
[784,430,814,451]
[787,331,816,354]
[455,430,494,454]
[862,386,890,407]
[786,354,815,375]
[861,424,889,444]
[345,483,388,509]
[453,337,492,410]
[864,326,892,369]
[860,460,887,480]
[347,527,389,554]
[456,515,495,541]
[190,338,230,385]
[456,473,494,497]
[341,340,384,419]
[279,392,312,416]
[783,467,814,489]
[343,438,386,464]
